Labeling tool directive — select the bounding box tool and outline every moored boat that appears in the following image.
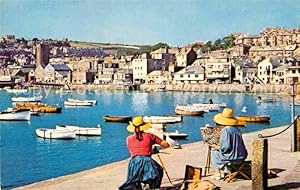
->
[35,128,76,139]
[143,115,183,124]
[0,109,31,121]
[146,128,188,140]
[175,107,204,116]
[12,96,43,102]
[192,103,227,112]
[64,101,93,106]
[55,125,101,136]
[165,130,188,140]
[6,88,28,93]
[15,102,62,113]
[237,115,270,122]
[256,96,276,104]
[103,115,132,122]
[67,98,97,105]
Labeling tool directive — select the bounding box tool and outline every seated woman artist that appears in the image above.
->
[119,116,170,190]
[210,108,248,179]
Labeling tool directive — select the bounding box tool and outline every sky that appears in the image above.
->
[0,0,299,46]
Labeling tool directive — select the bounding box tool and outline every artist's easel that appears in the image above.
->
[204,145,212,176]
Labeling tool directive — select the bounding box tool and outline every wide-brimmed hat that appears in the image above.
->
[213,108,246,126]
[127,116,151,132]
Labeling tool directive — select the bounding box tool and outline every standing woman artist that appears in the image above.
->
[119,116,170,190]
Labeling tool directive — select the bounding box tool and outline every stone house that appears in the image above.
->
[205,58,232,84]
[150,47,176,71]
[146,70,172,84]
[257,57,282,84]
[285,59,300,84]
[68,57,99,84]
[173,65,205,84]
[132,53,155,83]
[175,48,197,69]
[11,67,35,82]
[43,63,71,84]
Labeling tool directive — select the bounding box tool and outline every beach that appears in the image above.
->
[14,125,300,190]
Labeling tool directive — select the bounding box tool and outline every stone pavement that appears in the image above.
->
[14,125,300,190]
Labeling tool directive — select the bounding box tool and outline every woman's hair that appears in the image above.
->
[134,127,143,141]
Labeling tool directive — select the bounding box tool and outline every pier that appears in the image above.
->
[14,125,300,190]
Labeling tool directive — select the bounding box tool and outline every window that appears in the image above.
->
[195,74,198,78]
[188,74,190,78]
[180,74,183,78]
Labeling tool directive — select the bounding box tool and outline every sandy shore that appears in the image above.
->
[14,125,300,190]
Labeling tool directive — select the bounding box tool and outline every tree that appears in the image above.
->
[212,39,222,50]
[150,42,169,51]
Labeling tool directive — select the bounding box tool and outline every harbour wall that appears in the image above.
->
[32,83,299,100]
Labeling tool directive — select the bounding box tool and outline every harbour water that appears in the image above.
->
[0,89,299,189]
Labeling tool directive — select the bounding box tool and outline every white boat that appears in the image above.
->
[143,115,182,124]
[35,128,76,139]
[256,97,276,104]
[146,128,188,140]
[67,98,97,105]
[55,125,101,136]
[0,110,31,121]
[12,96,43,102]
[165,130,188,140]
[192,103,227,112]
[64,101,93,106]
[6,88,28,93]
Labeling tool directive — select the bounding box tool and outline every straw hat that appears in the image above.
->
[127,116,151,132]
[213,108,246,126]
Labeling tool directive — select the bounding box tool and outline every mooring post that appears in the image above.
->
[296,117,300,152]
[252,139,268,190]
[291,81,296,152]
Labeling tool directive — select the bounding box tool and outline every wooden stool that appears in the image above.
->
[223,160,251,183]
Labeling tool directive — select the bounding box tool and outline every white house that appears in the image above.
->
[173,65,205,84]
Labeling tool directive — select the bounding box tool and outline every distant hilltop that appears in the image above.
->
[69,40,142,50]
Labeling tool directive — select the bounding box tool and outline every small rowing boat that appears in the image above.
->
[256,96,276,104]
[55,125,101,136]
[35,128,76,139]
[143,115,183,124]
[103,115,132,122]
[0,109,31,121]
[67,98,97,105]
[64,101,93,106]
[175,107,204,116]
[6,88,28,93]
[237,115,270,123]
[165,130,188,140]
[12,96,43,102]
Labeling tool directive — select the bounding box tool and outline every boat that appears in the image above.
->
[67,98,97,105]
[146,128,188,140]
[143,115,183,124]
[165,130,188,140]
[237,115,270,123]
[256,96,276,104]
[175,107,204,116]
[11,96,43,102]
[55,125,101,136]
[0,109,31,121]
[35,128,76,139]
[15,102,62,113]
[192,103,227,112]
[103,115,132,122]
[6,88,28,93]
[64,101,93,106]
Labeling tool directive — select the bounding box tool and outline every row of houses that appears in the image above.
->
[5,48,299,86]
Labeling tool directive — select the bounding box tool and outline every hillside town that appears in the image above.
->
[0,27,300,88]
